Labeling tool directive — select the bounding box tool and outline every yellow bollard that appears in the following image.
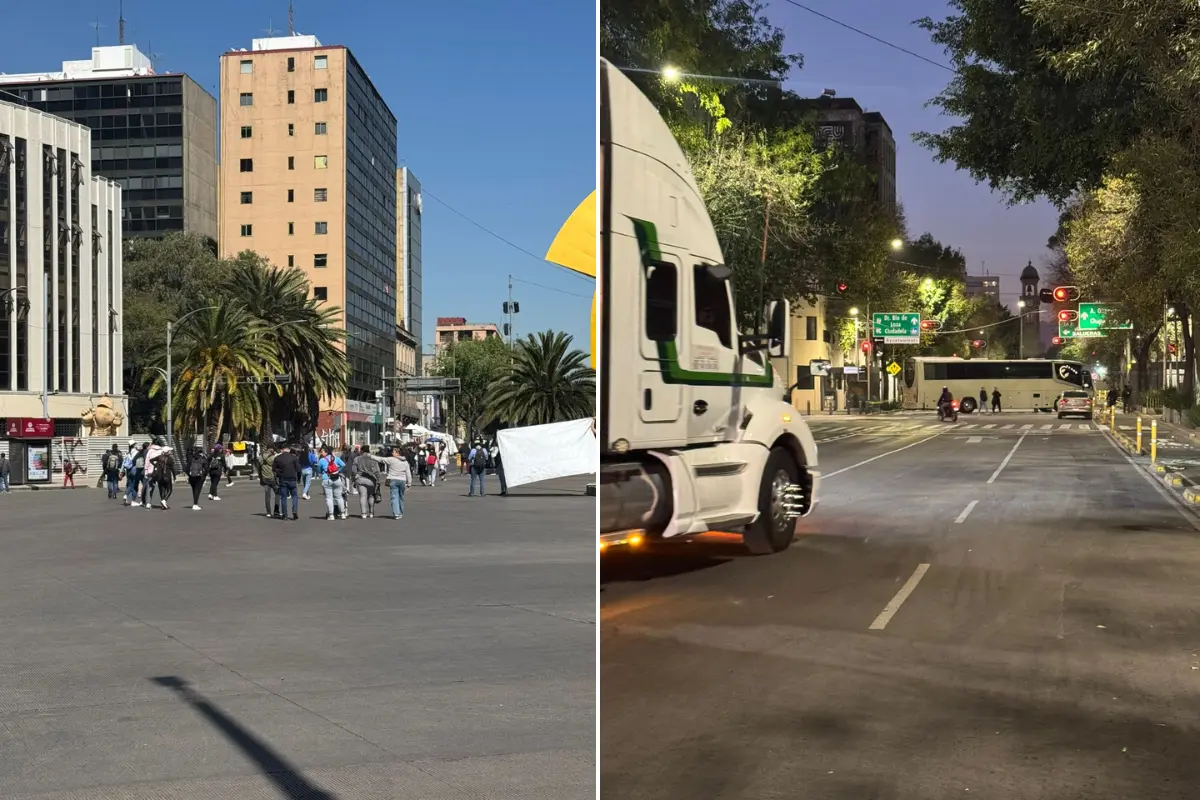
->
[1136,417,1143,455]
[1110,405,1116,431]
[1151,420,1158,464]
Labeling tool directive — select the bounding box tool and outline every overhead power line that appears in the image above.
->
[423,191,593,284]
[512,277,592,300]
[780,0,954,73]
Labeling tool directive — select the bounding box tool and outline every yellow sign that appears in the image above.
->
[886,361,901,377]
[545,191,597,367]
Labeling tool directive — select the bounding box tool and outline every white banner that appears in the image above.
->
[497,418,597,488]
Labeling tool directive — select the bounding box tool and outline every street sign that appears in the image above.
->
[399,377,461,393]
[1059,322,1105,339]
[809,359,831,377]
[872,312,920,344]
[886,361,901,376]
[1077,303,1133,331]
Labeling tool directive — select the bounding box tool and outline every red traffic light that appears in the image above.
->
[1058,310,1079,322]
[971,339,986,349]
[836,282,848,294]
[1052,285,1080,302]
[1169,343,1178,354]
[861,340,871,352]
[1051,336,1065,345]
[920,319,941,331]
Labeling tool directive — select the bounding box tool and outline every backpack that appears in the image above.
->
[105,453,120,472]
[133,452,145,470]
[189,455,207,478]
[472,448,488,470]
[153,454,174,483]
[426,453,436,466]
[325,457,340,476]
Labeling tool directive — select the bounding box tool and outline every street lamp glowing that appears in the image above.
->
[890,238,903,250]
[1018,299,1026,308]
[662,65,681,82]
[849,307,859,316]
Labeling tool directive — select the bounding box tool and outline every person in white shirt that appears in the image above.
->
[377,447,412,519]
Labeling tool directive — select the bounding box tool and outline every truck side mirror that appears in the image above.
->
[765,300,790,359]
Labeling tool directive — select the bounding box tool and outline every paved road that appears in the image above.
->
[602,412,1200,799]
[0,472,594,799]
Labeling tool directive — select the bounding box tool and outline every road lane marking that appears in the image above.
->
[983,424,996,429]
[1020,424,1033,430]
[954,500,979,523]
[1058,424,1069,429]
[963,424,978,429]
[1000,424,1014,429]
[869,563,931,631]
[987,433,1027,484]
[966,436,982,443]
[1041,424,1053,430]
[823,435,943,480]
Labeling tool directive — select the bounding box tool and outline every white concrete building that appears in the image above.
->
[0,98,124,433]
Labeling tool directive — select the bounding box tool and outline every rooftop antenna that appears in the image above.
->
[118,0,125,44]
[288,1,294,35]
[264,19,280,37]
[146,39,163,73]
[89,18,106,46]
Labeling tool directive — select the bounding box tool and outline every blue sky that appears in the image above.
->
[2,0,596,352]
[769,0,1060,310]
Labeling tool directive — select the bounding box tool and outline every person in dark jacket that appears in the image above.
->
[103,445,124,499]
[207,444,226,501]
[272,443,302,520]
[256,445,280,518]
[185,446,210,510]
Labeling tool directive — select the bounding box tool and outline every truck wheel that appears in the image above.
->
[744,448,801,555]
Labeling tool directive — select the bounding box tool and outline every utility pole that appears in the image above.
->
[502,276,520,348]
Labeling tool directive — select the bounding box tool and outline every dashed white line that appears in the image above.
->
[987,433,1027,484]
[1041,424,1053,430]
[954,500,979,524]
[983,424,997,429]
[1000,424,1015,430]
[967,436,982,443]
[1020,424,1033,430]
[869,563,931,631]
[823,435,943,480]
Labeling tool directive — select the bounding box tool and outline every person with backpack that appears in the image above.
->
[424,447,439,487]
[103,446,123,499]
[148,442,176,510]
[351,447,383,518]
[207,444,226,501]
[316,446,347,521]
[125,442,145,506]
[468,440,489,497]
[271,444,301,520]
[185,446,210,510]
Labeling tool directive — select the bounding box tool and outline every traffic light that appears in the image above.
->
[1058,310,1079,322]
[1039,288,1055,303]
[920,319,941,331]
[836,282,848,294]
[971,339,986,349]
[1051,336,1065,345]
[1169,343,1178,354]
[861,340,871,353]
[1052,286,1080,302]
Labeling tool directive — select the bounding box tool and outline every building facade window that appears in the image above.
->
[314,88,328,103]
[287,221,294,235]
[314,188,327,202]
[240,191,252,204]
[240,126,252,138]
[240,224,252,236]
[287,90,295,105]
[287,156,295,170]
[287,189,294,202]
[287,254,294,266]
[239,92,253,106]
[314,221,328,235]
[239,158,253,172]
[287,56,295,72]
[314,155,328,169]
[314,122,327,135]
[287,123,294,137]
[314,253,327,268]
[313,286,327,301]
[315,55,328,69]
[240,60,253,74]
[805,315,818,341]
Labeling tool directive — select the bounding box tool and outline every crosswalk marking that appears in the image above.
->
[1001,424,1014,430]
[983,424,997,429]
[1020,424,1033,430]
[1041,424,1053,430]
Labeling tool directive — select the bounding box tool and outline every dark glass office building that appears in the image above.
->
[0,45,217,241]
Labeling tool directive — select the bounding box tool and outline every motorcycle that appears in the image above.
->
[938,399,960,423]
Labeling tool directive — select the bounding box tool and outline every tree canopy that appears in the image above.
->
[431,336,512,440]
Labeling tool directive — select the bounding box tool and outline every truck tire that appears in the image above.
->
[743,448,801,555]
[959,397,976,414]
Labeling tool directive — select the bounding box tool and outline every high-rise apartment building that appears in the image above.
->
[0,45,217,242]
[219,34,398,441]
[965,275,1001,304]
[797,96,896,209]
[395,167,422,374]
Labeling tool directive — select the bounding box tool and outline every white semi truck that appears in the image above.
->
[598,59,820,555]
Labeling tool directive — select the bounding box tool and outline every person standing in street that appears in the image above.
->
[979,387,988,414]
[468,440,488,497]
[125,442,145,506]
[301,447,316,500]
[272,443,301,520]
[352,447,382,518]
[207,444,225,501]
[378,446,412,519]
[103,445,123,499]
[62,457,76,489]
[316,446,347,521]
[491,440,508,497]
[991,387,1002,414]
[0,453,10,493]
[185,446,209,510]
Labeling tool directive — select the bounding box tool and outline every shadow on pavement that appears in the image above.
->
[601,541,747,585]
[150,676,337,800]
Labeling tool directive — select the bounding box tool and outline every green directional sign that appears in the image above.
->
[872,312,920,344]
[1059,322,1104,339]
[1077,302,1133,331]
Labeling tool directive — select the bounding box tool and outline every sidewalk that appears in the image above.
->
[1103,409,1200,507]
[1107,410,1200,457]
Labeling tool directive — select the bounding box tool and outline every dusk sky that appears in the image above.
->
[770,0,1060,309]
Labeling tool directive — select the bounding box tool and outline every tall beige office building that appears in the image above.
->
[218,33,397,441]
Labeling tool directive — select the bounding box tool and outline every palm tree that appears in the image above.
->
[227,258,350,442]
[486,330,595,426]
[146,305,280,443]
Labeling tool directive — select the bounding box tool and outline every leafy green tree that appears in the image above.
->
[898,233,967,281]
[225,254,350,442]
[486,331,595,427]
[146,306,279,443]
[432,336,511,439]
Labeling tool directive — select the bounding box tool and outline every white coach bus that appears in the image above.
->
[901,357,1093,413]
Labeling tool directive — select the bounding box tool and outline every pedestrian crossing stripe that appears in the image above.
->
[810,423,1098,439]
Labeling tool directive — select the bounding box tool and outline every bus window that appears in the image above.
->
[904,358,916,389]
